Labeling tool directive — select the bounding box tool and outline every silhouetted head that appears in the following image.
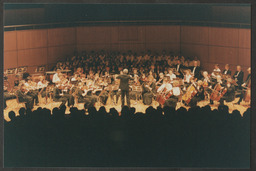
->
[8,111,16,121]
[18,107,26,118]
[121,106,130,118]
[109,108,119,117]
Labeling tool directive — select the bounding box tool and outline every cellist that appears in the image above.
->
[209,75,225,105]
[164,80,181,108]
[219,78,235,106]
[190,80,205,107]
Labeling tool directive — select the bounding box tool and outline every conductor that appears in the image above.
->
[116,68,134,108]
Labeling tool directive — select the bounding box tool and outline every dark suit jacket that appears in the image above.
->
[16,90,27,102]
[116,74,134,91]
[190,66,201,79]
[244,74,251,86]
[174,64,184,72]
[223,69,231,75]
[233,71,244,85]
[224,85,235,102]
[53,87,62,101]
[195,86,205,100]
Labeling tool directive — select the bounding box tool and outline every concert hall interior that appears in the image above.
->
[3,3,251,168]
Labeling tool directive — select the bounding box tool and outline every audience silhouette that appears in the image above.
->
[4,105,250,168]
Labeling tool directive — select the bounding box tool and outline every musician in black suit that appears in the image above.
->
[16,85,34,109]
[232,65,244,88]
[235,67,251,105]
[53,84,74,108]
[174,59,184,78]
[189,80,205,107]
[116,68,134,108]
[190,61,201,80]
[4,86,16,109]
[76,83,96,108]
[142,79,156,105]
[223,64,231,75]
[219,79,235,106]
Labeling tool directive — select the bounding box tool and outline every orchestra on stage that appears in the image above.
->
[3,50,251,111]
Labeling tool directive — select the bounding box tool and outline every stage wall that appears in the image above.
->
[4,25,251,78]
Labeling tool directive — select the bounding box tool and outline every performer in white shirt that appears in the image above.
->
[164,80,181,108]
[52,69,62,84]
[37,76,48,90]
[157,77,173,93]
[37,76,50,100]
[183,70,192,87]
[211,64,221,78]
[166,69,176,81]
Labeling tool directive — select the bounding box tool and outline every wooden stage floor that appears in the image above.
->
[4,97,250,122]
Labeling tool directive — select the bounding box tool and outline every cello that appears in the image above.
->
[182,83,197,105]
[210,83,227,102]
[156,88,173,105]
[243,79,251,103]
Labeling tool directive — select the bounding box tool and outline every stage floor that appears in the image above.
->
[4,97,250,122]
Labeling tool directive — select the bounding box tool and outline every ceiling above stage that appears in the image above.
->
[4,3,251,27]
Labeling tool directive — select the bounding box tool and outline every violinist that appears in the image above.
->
[37,76,50,99]
[219,79,235,106]
[98,81,109,106]
[80,74,87,83]
[142,77,156,105]
[16,84,34,109]
[130,78,142,105]
[132,68,140,85]
[52,69,62,84]
[53,83,74,108]
[76,83,97,108]
[235,67,251,105]
[71,72,80,82]
[4,84,16,109]
[24,78,39,106]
